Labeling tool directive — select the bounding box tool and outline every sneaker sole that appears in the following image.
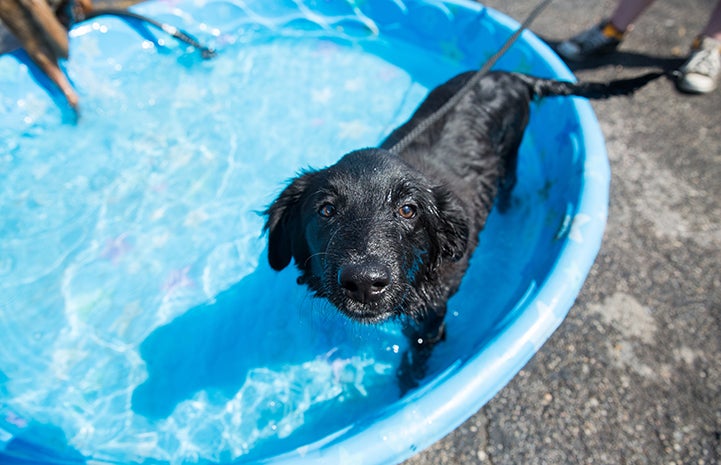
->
[677,76,718,94]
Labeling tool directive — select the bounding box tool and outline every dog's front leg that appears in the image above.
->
[396,308,447,395]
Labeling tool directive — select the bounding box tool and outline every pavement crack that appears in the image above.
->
[480,412,496,465]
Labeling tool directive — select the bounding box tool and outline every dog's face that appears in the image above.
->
[264,148,469,323]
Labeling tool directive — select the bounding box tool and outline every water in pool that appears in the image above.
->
[0,5,557,464]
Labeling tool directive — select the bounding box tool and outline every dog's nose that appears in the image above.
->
[338,263,391,303]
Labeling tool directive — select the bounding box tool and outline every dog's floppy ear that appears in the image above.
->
[429,185,469,264]
[263,170,316,271]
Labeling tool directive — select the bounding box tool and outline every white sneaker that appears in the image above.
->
[677,36,721,94]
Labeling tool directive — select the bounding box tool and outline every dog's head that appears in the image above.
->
[264,148,469,323]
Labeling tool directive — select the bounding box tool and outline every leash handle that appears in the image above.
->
[388,0,554,155]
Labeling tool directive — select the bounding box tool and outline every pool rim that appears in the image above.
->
[258,1,610,464]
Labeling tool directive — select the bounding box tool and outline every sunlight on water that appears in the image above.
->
[0,2,568,463]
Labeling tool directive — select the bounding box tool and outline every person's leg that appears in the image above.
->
[608,0,657,31]
[700,0,721,40]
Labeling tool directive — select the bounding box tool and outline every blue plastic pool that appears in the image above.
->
[0,0,609,463]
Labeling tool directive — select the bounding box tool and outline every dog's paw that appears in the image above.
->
[396,323,447,395]
[496,189,514,213]
[396,350,423,395]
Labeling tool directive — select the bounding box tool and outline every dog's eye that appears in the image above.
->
[398,204,417,219]
[318,203,336,218]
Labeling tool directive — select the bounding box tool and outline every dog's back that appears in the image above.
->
[383,70,664,156]
[381,72,535,229]
[382,70,664,232]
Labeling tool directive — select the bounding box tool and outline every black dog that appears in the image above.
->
[264,70,662,392]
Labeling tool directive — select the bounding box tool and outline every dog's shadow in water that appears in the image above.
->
[130,256,401,422]
[131,261,308,419]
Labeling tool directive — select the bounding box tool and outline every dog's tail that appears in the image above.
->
[516,71,667,100]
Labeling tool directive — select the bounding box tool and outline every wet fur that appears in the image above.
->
[264,70,662,392]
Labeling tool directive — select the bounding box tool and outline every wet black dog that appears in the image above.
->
[264,70,662,392]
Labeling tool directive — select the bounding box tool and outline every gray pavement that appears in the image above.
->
[406,0,721,464]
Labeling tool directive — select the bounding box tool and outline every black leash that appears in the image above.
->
[83,8,216,59]
[388,0,554,155]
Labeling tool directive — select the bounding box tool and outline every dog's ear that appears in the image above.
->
[263,171,316,271]
[429,185,469,264]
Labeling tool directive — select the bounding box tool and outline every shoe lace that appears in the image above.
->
[684,46,721,77]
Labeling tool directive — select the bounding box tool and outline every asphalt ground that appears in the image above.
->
[1,0,719,464]
[406,0,721,464]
